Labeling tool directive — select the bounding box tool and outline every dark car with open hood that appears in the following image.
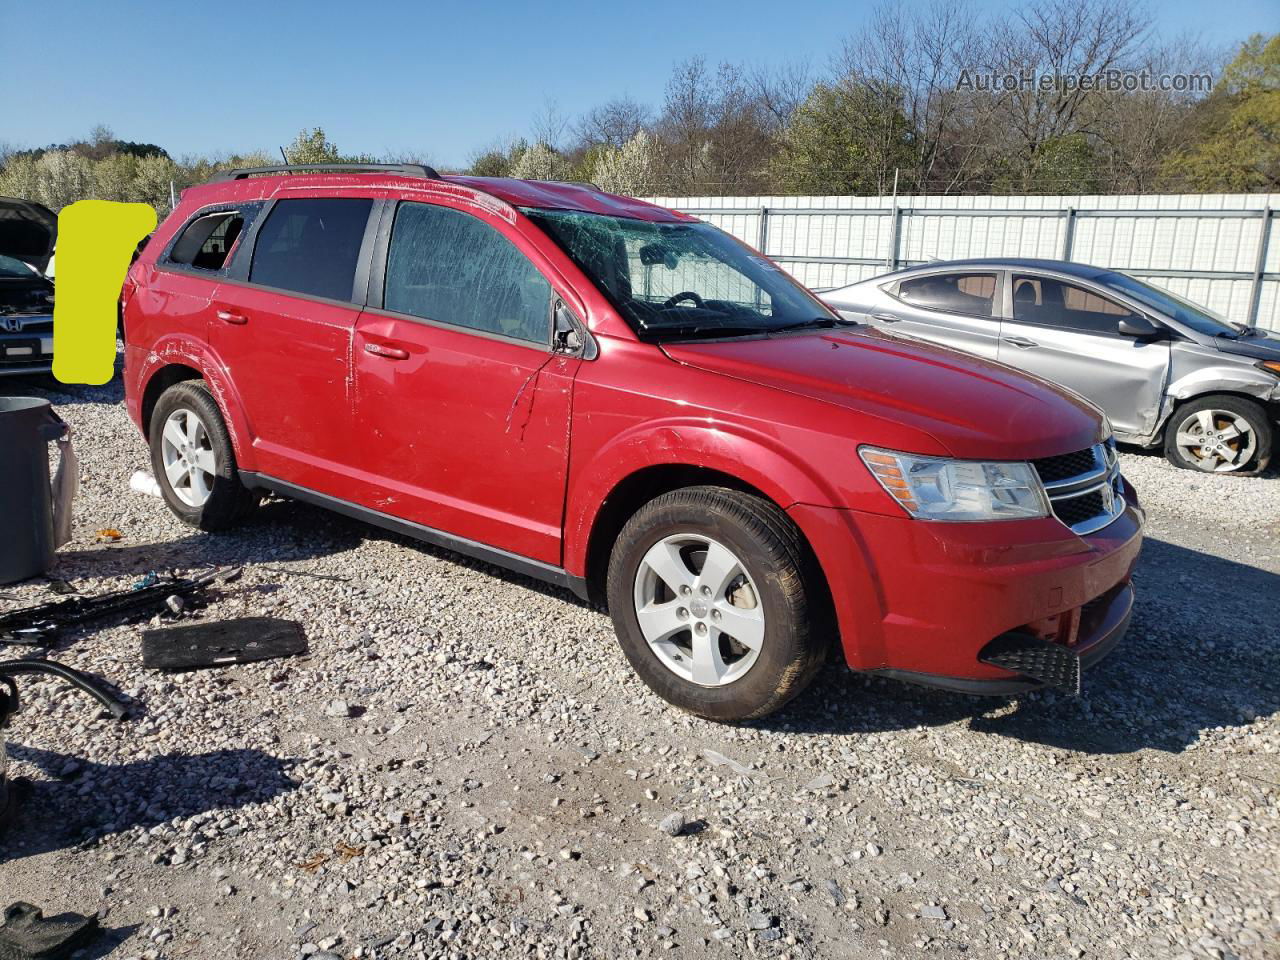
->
[0,197,56,377]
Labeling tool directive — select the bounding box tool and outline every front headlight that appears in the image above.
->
[859,447,1050,521]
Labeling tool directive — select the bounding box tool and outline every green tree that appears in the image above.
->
[771,83,913,194]
[1163,34,1280,191]
[282,127,374,165]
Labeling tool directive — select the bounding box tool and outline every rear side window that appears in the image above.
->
[250,198,373,301]
[169,211,245,272]
[1012,275,1140,335]
[384,202,551,344]
[896,272,997,316]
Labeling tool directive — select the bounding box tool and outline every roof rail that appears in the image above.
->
[208,162,442,183]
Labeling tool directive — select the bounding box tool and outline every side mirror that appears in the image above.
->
[553,302,586,355]
[1117,315,1161,339]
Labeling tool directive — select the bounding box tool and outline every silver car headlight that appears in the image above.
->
[860,447,1050,521]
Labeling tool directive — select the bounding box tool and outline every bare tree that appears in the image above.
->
[837,0,990,193]
[530,98,570,150]
[575,97,653,150]
[985,0,1150,189]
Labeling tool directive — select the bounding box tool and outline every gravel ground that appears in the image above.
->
[1,372,1277,960]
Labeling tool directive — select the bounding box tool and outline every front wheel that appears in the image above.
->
[1163,395,1273,475]
[606,486,827,721]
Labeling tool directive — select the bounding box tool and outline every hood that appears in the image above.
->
[662,327,1105,461]
[1212,327,1280,361]
[0,197,57,275]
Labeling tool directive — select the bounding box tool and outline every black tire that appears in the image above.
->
[1163,394,1273,475]
[149,380,259,530]
[605,486,828,721]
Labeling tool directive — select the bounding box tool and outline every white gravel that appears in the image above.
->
[1,374,1277,960]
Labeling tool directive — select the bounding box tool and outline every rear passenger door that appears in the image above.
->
[875,271,1002,359]
[998,273,1170,437]
[211,196,378,493]
[350,200,580,565]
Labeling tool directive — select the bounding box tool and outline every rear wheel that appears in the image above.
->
[1163,395,1272,475]
[606,486,827,721]
[149,380,259,530]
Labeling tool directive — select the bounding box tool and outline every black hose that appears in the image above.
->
[0,660,128,720]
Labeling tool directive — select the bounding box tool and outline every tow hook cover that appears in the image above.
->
[978,632,1081,694]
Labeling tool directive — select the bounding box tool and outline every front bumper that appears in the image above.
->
[789,488,1144,692]
[0,320,54,376]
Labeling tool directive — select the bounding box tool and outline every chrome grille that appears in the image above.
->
[1032,441,1125,535]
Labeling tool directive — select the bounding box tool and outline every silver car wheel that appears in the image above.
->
[160,408,217,507]
[1173,408,1257,473]
[632,534,765,687]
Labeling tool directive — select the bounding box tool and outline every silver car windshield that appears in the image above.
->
[1097,272,1242,338]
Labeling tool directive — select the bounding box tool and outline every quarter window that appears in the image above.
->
[1012,275,1140,335]
[896,272,997,316]
[384,202,551,344]
[169,211,245,272]
[249,198,373,301]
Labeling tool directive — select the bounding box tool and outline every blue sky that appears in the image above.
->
[8,0,1274,168]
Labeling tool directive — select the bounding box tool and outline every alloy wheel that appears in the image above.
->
[632,534,765,687]
[160,408,217,506]
[1173,408,1257,473]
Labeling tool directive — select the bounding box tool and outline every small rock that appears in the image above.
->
[803,773,835,792]
[325,700,353,718]
[920,905,948,921]
[659,813,685,837]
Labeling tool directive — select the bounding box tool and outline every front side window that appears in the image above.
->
[169,210,246,272]
[249,198,372,301]
[1096,272,1237,338]
[524,208,835,340]
[1012,274,1140,335]
[384,202,551,344]
[895,272,997,316]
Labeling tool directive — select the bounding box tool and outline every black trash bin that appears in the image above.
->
[0,397,65,585]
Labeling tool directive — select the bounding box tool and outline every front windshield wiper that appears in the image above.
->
[766,317,846,335]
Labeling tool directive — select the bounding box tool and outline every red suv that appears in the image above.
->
[122,164,1144,720]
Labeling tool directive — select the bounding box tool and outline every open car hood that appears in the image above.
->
[0,197,56,275]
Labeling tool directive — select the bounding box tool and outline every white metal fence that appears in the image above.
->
[644,194,1280,331]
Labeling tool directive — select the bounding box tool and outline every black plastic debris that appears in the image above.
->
[0,567,240,647]
[0,902,99,960]
[141,617,307,672]
[978,632,1081,694]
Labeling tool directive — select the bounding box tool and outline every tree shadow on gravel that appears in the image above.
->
[0,746,297,862]
[756,538,1280,755]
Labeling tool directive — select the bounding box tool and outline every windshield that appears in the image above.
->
[0,255,39,279]
[1097,271,1242,338]
[523,209,839,339]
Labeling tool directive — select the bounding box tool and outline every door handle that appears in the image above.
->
[871,312,902,323]
[1003,336,1039,348]
[364,342,409,360]
[216,309,247,325]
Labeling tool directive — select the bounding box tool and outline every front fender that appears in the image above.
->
[133,334,257,469]
[562,418,842,577]
[1166,364,1280,403]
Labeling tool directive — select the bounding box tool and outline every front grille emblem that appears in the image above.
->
[0,317,22,333]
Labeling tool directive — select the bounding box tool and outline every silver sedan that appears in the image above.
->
[823,258,1280,474]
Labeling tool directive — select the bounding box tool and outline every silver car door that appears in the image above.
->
[998,273,1170,439]
[865,270,1003,359]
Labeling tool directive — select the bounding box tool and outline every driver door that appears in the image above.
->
[349,200,581,565]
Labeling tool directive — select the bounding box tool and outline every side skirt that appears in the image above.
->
[238,471,590,602]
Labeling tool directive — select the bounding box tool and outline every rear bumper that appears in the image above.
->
[789,487,1144,689]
